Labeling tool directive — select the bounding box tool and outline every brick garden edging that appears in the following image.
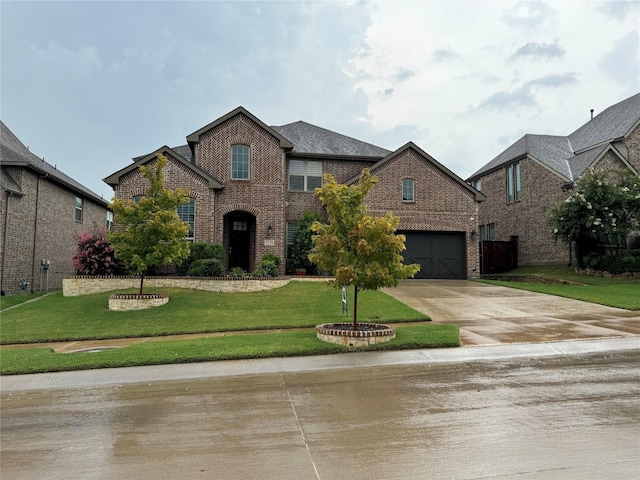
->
[108,293,169,311]
[316,323,396,349]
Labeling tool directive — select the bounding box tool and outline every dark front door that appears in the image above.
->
[400,231,467,279]
[226,213,255,272]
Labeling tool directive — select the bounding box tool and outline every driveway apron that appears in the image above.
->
[382,280,640,346]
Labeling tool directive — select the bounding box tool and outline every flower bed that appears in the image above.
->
[108,293,169,311]
[316,322,396,348]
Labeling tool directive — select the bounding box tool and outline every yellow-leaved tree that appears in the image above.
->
[108,154,191,294]
[309,169,420,331]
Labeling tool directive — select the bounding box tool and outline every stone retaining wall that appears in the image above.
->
[108,293,169,311]
[63,276,293,296]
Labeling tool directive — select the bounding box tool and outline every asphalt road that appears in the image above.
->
[2,347,639,479]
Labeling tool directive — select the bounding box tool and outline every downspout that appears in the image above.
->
[30,174,46,293]
[1,191,12,295]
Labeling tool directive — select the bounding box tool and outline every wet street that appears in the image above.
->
[2,348,639,479]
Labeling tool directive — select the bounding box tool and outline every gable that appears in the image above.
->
[186,106,293,151]
[103,146,223,189]
[353,142,485,202]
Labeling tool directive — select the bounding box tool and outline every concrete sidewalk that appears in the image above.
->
[2,336,638,392]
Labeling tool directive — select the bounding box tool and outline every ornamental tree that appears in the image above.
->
[547,168,640,267]
[309,169,420,330]
[108,154,191,294]
[72,226,125,276]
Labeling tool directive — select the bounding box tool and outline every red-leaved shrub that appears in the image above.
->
[72,227,125,275]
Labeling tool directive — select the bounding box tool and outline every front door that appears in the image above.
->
[226,212,255,272]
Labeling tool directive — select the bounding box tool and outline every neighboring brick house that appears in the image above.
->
[467,93,640,268]
[104,107,485,279]
[1,121,111,295]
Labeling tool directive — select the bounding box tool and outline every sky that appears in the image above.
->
[2,0,639,201]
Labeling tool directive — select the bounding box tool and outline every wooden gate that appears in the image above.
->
[481,237,518,274]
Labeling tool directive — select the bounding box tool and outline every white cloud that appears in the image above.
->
[1,0,638,198]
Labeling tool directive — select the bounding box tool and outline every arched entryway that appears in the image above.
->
[224,211,256,273]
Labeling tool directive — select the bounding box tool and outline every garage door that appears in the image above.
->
[399,231,467,279]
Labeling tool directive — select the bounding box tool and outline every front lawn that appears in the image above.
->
[0,326,460,375]
[479,266,640,310]
[0,281,429,344]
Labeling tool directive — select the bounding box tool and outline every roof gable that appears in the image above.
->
[569,93,640,153]
[0,121,108,206]
[186,107,293,150]
[103,146,223,189]
[468,93,640,182]
[351,142,485,202]
[272,121,391,158]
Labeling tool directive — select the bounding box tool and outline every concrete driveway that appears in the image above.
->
[383,280,640,346]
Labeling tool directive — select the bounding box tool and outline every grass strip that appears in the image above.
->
[476,280,640,310]
[1,282,428,344]
[0,325,459,375]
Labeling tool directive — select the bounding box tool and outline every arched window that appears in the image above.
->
[231,145,250,180]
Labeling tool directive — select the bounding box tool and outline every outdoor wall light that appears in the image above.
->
[267,224,273,236]
[470,230,478,240]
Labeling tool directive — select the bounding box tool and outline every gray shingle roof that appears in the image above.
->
[1,121,108,206]
[468,92,640,181]
[569,93,640,152]
[271,121,391,158]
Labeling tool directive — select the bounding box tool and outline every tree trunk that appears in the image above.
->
[139,272,145,295]
[352,285,358,331]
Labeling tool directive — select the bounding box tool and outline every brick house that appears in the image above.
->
[1,121,111,294]
[467,93,640,268]
[104,107,485,279]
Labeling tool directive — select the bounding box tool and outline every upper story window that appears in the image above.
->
[106,211,114,231]
[177,198,195,241]
[133,195,144,203]
[506,162,521,203]
[289,160,322,192]
[231,145,250,180]
[474,179,482,191]
[402,178,415,202]
[75,196,84,222]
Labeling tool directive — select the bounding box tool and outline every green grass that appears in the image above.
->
[0,281,428,344]
[0,325,460,375]
[0,292,48,310]
[479,266,640,310]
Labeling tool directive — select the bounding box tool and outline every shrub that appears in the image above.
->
[292,210,322,274]
[187,258,224,277]
[177,242,224,274]
[73,226,126,275]
[229,267,246,278]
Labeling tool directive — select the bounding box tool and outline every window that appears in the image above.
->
[479,223,496,241]
[474,179,481,191]
[133,195,144,203]
[286,221,298,260]
[402,179,415,202]
[106,211,114,231]
[231,145,250,180]
[233,221,248,231]
[289,160,322,192]
[177,198,195,240]
[75,197,83,222]
[506,162,521,203]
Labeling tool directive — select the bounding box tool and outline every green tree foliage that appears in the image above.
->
[108,154,191,293]
[547,169,640,267]
[309,169,420,330]
[292,209,322,274]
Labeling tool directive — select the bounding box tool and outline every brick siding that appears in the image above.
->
[1,167,109,294]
